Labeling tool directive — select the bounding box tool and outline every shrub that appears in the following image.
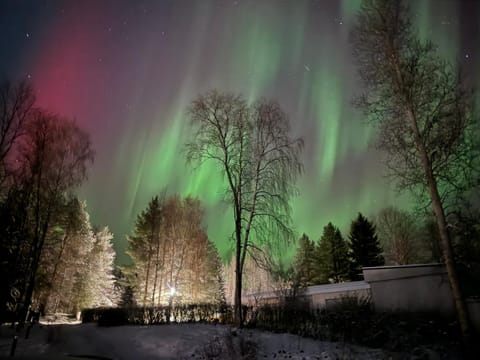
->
[82,303,233,326]
[97,308,128,326]
[242,295,461,352]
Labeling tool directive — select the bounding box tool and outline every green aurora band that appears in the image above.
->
[3,1,476,263]
[103,0,471,262]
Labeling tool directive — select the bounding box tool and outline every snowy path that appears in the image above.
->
[0,323,388,359]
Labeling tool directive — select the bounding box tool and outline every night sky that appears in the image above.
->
[1,0,478,263]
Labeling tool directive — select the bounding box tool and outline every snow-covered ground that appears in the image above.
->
[0,322,388,359]
[0,322,436,359]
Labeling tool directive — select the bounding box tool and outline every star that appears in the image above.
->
[26,33,30,38]
[465,54,470,59]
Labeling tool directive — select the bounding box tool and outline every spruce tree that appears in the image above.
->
[292,234,316,287]
[314,223,350,284]
[125,196,162,306]
[348,213,384,280]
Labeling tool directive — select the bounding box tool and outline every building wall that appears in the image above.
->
[306,282,371,308]
[241,263,480,334]
[362,263,455,315]
[243,281,371,308]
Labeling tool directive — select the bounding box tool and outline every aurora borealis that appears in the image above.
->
[1,0,478,263]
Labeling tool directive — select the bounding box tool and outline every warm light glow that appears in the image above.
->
[170,287,176,297]
[39,313,81,326]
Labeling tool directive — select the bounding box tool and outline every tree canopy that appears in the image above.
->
[348,213,384,279]
[314,223,350,284]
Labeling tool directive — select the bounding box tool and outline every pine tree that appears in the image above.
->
[85,227,118,308]
[125,196,162,306]
[292,234,316,287]
[348,213,384,280]
[314,223,350,284]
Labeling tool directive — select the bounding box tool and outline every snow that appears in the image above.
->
[1,322,390,359]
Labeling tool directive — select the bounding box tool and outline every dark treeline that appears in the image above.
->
[292,213,384,287]
[291,209,480,294]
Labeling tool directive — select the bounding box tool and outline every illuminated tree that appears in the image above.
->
[351,0,478,338]
[348,213,383,279]
[186,90,303,325]
[314,223,350,284]
[36,197,94,313]
[83,227,118,309]
[126,196,162,306]
[182,231,225,305]
[162,196,224,305]
[39,223,118,313]
[126,195,224,306]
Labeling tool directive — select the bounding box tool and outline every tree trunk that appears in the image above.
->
[234,247,242,327]
[20,244,42,326]
[389,43,472,341]
[234,213,243,327]
[429,179,471,338]
[156,239,167,306]
[46,234,68,310]
[20,205,51,326]
[405,108,471,341]
[143,250,152,308]
[152,234,161,306]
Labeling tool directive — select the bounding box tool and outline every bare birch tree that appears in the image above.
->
[351,0,479,342]
[186,90,303,325]
[376,207,420,265]
[0,80,35,190]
